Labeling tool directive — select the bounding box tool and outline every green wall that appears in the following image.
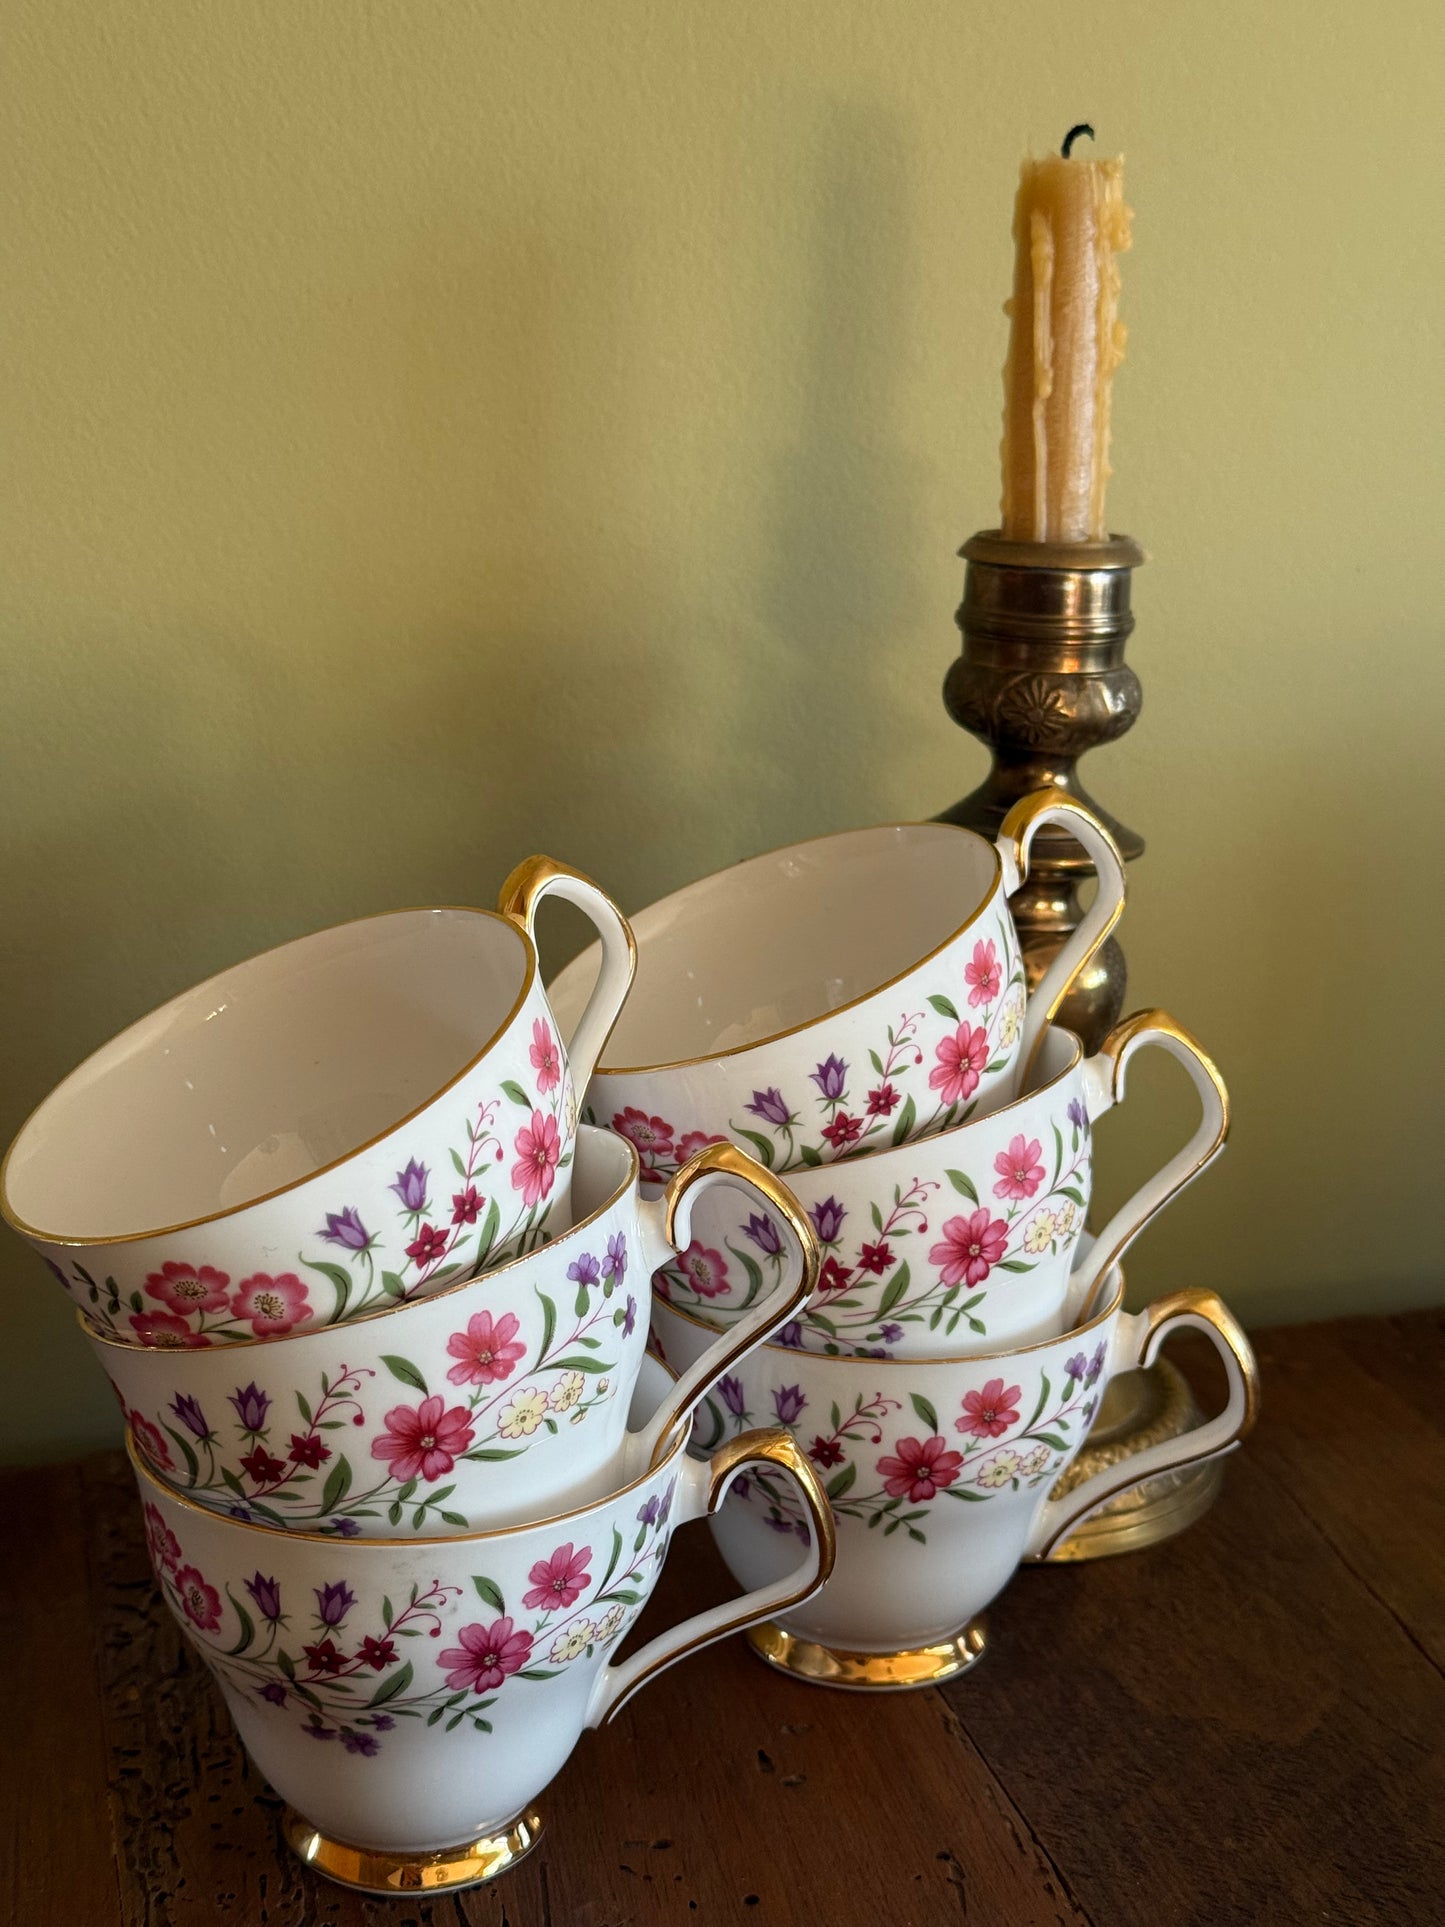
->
[3,0,1441,1462]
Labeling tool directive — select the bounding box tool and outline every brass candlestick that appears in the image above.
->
[938,530,1224,1559]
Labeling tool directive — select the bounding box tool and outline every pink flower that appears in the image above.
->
[929,1023,990,1107]
[929,1208,1009,1288]
[128,1410,173,1471]
[957,1377,1023,1439]
[820,1112,862,1151]
[143,1261,231,1316]
[677,1242,728,1298]
[230,1272,313,1338]
[143,1502,181,1573]
[993,1134,1046,1201]
[405,1224,450,1269]
[964,938,1002,1009]
[512,1110,561,1207]
[523,1540,592,1612]
[439,1616,534,1694]
[676,1129,727,1164]
[445,1309,526,1387]
[174,1563,223,1633]
[450,1185,483,1225]
[371,1396,476,1482]
[529,1018,562,1095]
[876,1435,964,1502]
[128,1310,210,1349]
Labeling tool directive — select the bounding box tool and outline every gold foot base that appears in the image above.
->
[747,1617,987,1690]
[1033,1359,1224,1561]
[282,1807,543,1894]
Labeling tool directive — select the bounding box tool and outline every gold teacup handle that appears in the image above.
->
[497,855,637,1094]
[997,791,1127,1081]
[585,1428,838,1726]
[630,1143,821,1470]
[1026,1287,1260,1561]
[1063,1008,1230,1327]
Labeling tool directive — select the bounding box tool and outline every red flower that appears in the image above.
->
[303,1638,346,1676]
[929,1208,1009,1288]
[818,1256,852,1295]
[439,1616,533,1694]
[174,1563,223,1633]
[143,1501,181,1572]
[522,1540,592,1612]
[876,1435,964,1502]
[859,1241,894,1275]
[405,1224,450,1269]
[993,1133,1046,1201]
[450,1185,483,1225]
[611,1108,675,1159]
[820,1112,863,1151]
[370,1395,475,1482]
[677,1242,729,1298]
[676,1129,727,1164]
[240,1445,287,1487]
[143,1261,231,1316]
[865,1083,901,1116]
[808,1436,845,1468]
[445,1308,526,1387]
[512,1110,561,1208]
[359,1635,397,1671]
[964,938,1002,1009]
[929,1023,990,1107]
[956,1377,1023,1439]
[288,1433,331,1469]
[529,1018,562,1095]
[128,1310,210,1349]
[230,1272,312,1337]
[129,1410,174,1471]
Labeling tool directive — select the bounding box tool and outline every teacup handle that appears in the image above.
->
[996,792,1127,1078]
[1026,1287,1260,1561]
[497,855,637,1093]
[585,1427,837,1726]
[1062,1008,1230,1327]
[629,1144,821,1469]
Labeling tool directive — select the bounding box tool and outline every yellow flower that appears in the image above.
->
[549,1370,585,1413]
[1054,1201,1076,1239]
[1020,1442,1053,1477]
[498,1389,549,1439]
[976,1448,1021,1489]
[999,989,1025,1047]
[549,1621,592,1663]
[596,1603,626,1641]
[1023,1212,1055,1254]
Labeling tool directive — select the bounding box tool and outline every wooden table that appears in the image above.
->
[4,1310,1442,1925]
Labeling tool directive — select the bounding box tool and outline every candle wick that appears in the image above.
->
[1061,123,1095,159]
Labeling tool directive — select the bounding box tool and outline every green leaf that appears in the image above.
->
[1031,1432,1067,1451]
[1027,1374,1051,1430]
[222,1589,255,1657]
[1057,1186,1086,1208]
[877,1262,911,1318]
[548,1354,610,1374]
[440,1511,469,1527]
[277,1648,297,1680]
[910,1392,939,1434]
[381,1271,407,1300]
[220,1466,247,1499]
[307,1258,353,1320]
[798,1143,822,1168]
[387,1500,403,1525]
[382,1596,394,1628]
[501,1080,532,1107]
[575,1281,591,1319]
[723,1239,765,1310]
[600,1524,623,1593]
[518,1667,562,1682]
[1052,1121,1065,1185]
[995,1259,1033,1273]
[825,1462,857,1500]
[319,1456,353,1514]
[890,1094,917,1147]
[163,1426,199,1484]
[381,1355,428,1394]
[946,1169,979,1203]
[295,1392,312,1425]
[450,1147,467,1177]
[945,1486,990,1502]
[928,994,960,1021]
[734,1127,775,1170]
[868,1049,884,1075]
[829,1401,841,1432]
[476,1197,501,1263]
[462,1447,526,1463]
[537,1291,557,1364]
[366,1660,414,1708]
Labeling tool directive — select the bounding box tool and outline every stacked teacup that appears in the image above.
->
[1,855,836,1892]
[550,794,1260,1690]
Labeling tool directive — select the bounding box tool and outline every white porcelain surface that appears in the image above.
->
[92,1126,817,1533]
[133,1357,833,1855]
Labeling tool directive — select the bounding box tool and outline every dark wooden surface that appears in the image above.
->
[3,1309,1443,1926]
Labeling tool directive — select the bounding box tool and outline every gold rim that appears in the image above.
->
[78,1125,641,1355]
[283,1808,542,1893]
[583,820,1005,1074]
[1,903,538,1249]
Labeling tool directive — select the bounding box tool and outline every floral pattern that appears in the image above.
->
[123,1236,634,1533]
[65,1037,573,1344]
[145,1489,676,1753]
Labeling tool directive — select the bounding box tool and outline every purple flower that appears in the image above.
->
[341,1730,380,1756]
[745,1088,793,1127]
[245,1572,283,1621]
[323,1516,361,1538]
[367,1715,395,1731]
[567,1252,601,1288]
[810,1055,848,1102]
[773,1384,806,1425]
[744,1213,782,1256]
[302,1723,336,1742]
[603,1233,628,1282]
[229,1383,270,1433]
[879,1323,904,1344]
[1067,1098,1090,1135]
[808,1196,847,1245]
[719,1374,747,1417]
[1085,1341,1108,1389]
[169,1393,210,1439]
[777,1320,804,1350]
[314,1581,356,1627]
[319,1207,372,1251]
[227,1504,253,1522]
[1065,1352,1088,1383]
[765,1512,796,1535]
[622,1294,637,1339]
[258,1681,288,1707]
[637,1493,661,1527]
[733,1475,751,1501]
[390,1159,430,1213]
[657,1477,676,1526]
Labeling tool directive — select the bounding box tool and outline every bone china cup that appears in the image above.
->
[650,1274,1258,1689]
[87,1125,820,1533]
[130,1355,835,1893]
[547,792,1125,1181]
[654,1009,1228,1357]
[2,856,636,1344]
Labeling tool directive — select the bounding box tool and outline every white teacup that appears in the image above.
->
[131,1356,835,1893]
[650,1272,1257,1689]
[3,856,635,1343]
[89,1125,818,1533]
[549,793,1124,1181]
[653,1011,1228,1357]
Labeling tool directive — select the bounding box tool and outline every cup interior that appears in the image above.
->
[4,909,533,1241]
[550,823,998,1069]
